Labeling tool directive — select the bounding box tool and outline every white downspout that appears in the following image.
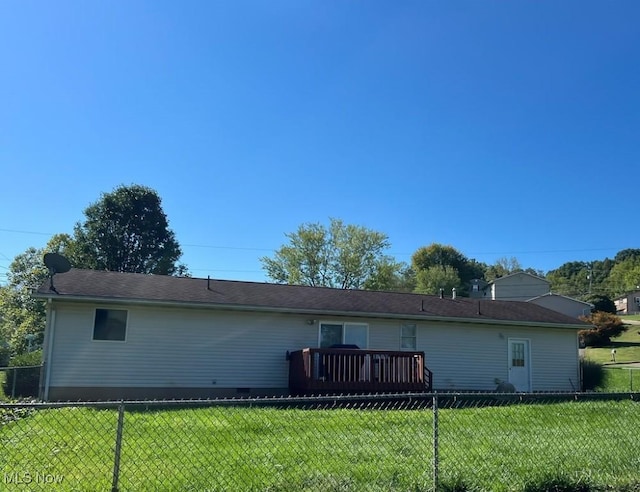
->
[43,303,56,401]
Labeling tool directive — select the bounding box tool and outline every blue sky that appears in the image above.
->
[1,1,638,286]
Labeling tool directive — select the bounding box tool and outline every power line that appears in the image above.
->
[465,247,620,256]
[0,227,628,257]
[0,227,54,236]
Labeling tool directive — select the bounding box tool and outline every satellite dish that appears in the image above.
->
[44,253,71,293]
[44,253,71,274]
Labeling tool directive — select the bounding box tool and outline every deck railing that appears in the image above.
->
[288,348,432,395]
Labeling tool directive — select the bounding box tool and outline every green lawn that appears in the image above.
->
[584,320,640,365]
[1,401,640,491]
[582,319,640,392]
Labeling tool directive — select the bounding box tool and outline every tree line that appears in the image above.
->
[262,218,639,303]
[1,184,638,357]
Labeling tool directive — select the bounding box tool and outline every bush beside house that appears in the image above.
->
[579,312,626,347]
[1,350,42,398]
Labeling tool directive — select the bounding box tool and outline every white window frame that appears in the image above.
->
[400,323,417,350]
[318,321,369,349]
[92,308,128,342]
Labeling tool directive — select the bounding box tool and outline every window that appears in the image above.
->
[93,309,128,341]
[319,322,368,348]
[400,324,417,350]
[511,342,526,367]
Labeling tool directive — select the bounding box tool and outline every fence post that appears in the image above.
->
[433,393,439,491]
[11,368,17,399]
[111,402,125,492]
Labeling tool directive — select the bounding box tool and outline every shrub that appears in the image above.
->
[579,311,626,347]
[1,349,42,399]
[581,359,606,391]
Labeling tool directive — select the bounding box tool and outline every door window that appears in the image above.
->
[511,342,525,367]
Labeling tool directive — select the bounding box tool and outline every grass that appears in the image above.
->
[583,318,640,392]
[583,321,640,365]
[2,401,640,491]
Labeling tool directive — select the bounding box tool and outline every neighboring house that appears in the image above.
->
[34,269,588,401]
[614,291,640,315]
[468,279,489,298]
[486,272,551,301]
[472,273,590,319]
[527,293,593,319]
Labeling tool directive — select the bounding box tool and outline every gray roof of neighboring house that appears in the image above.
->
[487,271,550,285]
[527,293,594,307]
[34,269,588,328]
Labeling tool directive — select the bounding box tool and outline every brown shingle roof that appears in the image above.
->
[35,269,588,327]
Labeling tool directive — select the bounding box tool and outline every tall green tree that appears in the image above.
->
[261,218,397,290]
[484,257,523,281]
[363,260,415,292]
[607,257,640,298]
[614,249,640,264]
[0,234,73,354]
[546,261,588,297]
[0,184,188,354]
[72,184,186,275]
[414,265,461,296]
[411,243,484,296]
[546,259,614,299]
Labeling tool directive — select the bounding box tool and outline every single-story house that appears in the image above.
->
[34,269,588,401]
[527,293,593,319]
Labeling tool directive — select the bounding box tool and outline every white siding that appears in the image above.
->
[368,320,404,350]
[418,322,579,391]
[49,303,317,389]
[47,301,580,394]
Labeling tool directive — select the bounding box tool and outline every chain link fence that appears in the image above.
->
[0,365,41,400]
[2,393,640,491]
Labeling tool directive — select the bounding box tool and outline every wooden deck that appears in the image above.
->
[288,348,432,395]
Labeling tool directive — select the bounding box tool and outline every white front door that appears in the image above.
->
[508,339,531,392]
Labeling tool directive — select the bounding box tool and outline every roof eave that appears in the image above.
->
[36,293,587,330]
